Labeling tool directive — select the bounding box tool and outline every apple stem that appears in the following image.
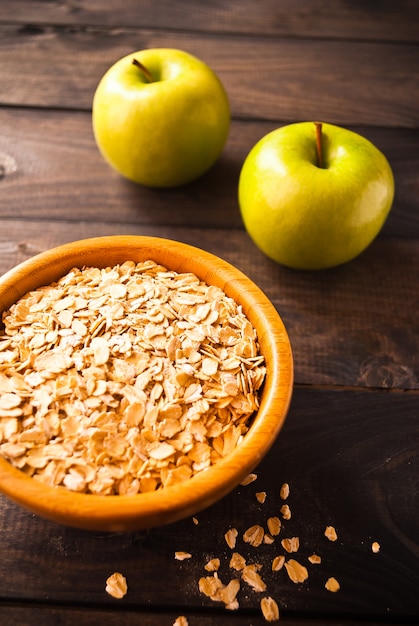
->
[314,121,324,168]
[132,58,154,83]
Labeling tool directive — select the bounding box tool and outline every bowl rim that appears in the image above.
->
[0,235,293,531]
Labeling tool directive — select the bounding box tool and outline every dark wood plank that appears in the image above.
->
[1,25,418,127]
[0,604,412,626]
[1,109,418,238]
[0,218,418,391]
[0,388,418,622]
[1,0,418,43]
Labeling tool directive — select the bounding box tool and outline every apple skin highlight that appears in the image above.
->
[92,48,230,188]
[238,122,395,270]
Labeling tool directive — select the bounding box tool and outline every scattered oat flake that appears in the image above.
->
[199,574,223,599]
[325,526,338,541]
[372,541,380,553]
[173,617,188,626]
[284,559,309,584]
[204,558,220,572]
[281,536,300,553]
[256,491,267,503]
[225,527,238,549]
[175,551,192,561]
[260,596,280,622]
[308,554,322,564]
[267,516,281,536]
[280,482,290,500]
[242,564,267,592]
[199,574,240,608]
[105,572,127,599]
[219,578,240,606]
[325,576,340,592]
[280,504,291,520]
[272,555,285,571]
[243,524,265,547]
[240,473,257,486]
[192,517,199,525]
[230,552,246,571]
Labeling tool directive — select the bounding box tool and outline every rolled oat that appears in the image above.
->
[325,576,340,592]
[267,516,281,536]
[271,555,285,571]
[324,526,338,542]
[260,596,280,622]
[204,558,220,572]
[105,572,127,599]
[198,573,240,609]
[240,472,257,486]
[224,527,238,549]
[280,504,291,520]
[0,261,266,495]
[243,524,265,547]
[308,553,321,564]
[284,559,308,583]
[175,551,192,561]
[281,536,300,553]
[229,552,246,571]
[241,564,266,592]
[279,482,289,500]
[256,491,267,503]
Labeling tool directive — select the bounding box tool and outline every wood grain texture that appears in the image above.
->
[0,25,418,127]
[1,109,418,237]
[1,0,418,42]
[0,388,417,620]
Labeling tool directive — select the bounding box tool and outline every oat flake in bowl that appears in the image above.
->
[0,259,266,495]
[0,236,293,530]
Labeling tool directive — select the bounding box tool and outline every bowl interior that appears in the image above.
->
[0,235,293,531]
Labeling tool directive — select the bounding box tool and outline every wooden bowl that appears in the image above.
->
[0,236,293,531]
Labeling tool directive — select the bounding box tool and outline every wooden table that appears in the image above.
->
[1,2,418,624]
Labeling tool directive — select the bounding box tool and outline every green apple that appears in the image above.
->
[238,122,395,270]
[92,48,230,187]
